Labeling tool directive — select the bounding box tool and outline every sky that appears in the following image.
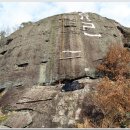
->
[0,2,130,34]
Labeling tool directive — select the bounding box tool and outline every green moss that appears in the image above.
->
[0,115,8,122]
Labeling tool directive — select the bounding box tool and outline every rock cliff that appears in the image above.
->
[0,12,130,128]
[0,12,130,88]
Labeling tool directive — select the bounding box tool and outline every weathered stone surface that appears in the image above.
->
[17,86,57,103]
[0,12,130,128]
[0,12,130,87]
[3,111,32,128]
[0,78,98,128]
[0,125,10,128]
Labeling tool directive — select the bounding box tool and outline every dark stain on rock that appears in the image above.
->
[17,63,29,68]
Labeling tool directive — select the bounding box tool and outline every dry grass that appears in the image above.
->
[77,44,130,128]
[76,118,94,128]
[97,44,130,80]
[96,76,130,128]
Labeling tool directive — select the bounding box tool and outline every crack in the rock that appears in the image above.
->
[14,108,43,114]
[92,59,103,62]
[23,121,33,128]
[16,98,53,104]
[14,108,34,111]
[3,125,12,128]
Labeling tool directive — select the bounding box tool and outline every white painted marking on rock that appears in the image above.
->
[82,22,95,29]
[85,14,91,21]
[84,32,102,37]
[79,12,102,37]
[62,51,81,53]
[79,13,84,20]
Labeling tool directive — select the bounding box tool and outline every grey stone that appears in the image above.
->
[0,12,129,86]
[3,111,32,128]
[0,12,130,128]
[0,77,98,128]
[0,125,10,128]
[17,86,57,103]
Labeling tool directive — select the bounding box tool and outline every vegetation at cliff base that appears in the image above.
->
[77,44,130,128]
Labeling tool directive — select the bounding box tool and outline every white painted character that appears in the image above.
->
[85,14,91,22]
[79,12,102,37]
[79,13,91,22]
[84,31,101,37]
[82,20,101,37]
[79,13,84,20]
[82,22,95,29]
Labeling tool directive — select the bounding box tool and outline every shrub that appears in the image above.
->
[77,44,130,128]
[95,44,130,127]
[97,43,130,80]
[96,76,130,127]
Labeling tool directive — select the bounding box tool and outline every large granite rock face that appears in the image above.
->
[0,12,130,88]
[0,12,130,127]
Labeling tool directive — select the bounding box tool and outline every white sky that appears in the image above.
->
[0,2,130,34]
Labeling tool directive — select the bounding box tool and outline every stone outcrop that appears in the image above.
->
[0,78,98,128]
[0,12,130,88]
[0,12,130,128]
